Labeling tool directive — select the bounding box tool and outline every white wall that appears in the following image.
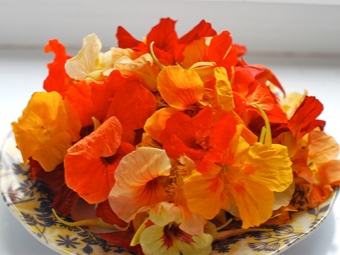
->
[1,0,340,56]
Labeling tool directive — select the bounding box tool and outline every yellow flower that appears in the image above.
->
[11,91,81,171]
[131,202,212,255]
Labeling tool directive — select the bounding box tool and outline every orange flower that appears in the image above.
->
[288,96,325,139]
[274,95,326,159]
[293,130,340,207]
[64,116,134,204]
[232,67,288,129]
[180,31,238,72]
[238,59,285,96]
[159,106,240,174]
[145,66,235,144]
[11,91,81,171]
[63,70,156,130]
[43,40,73,98]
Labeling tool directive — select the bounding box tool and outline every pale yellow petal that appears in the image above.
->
[140,225,179,255]
[175,234,213,255]
[65,33,102,80]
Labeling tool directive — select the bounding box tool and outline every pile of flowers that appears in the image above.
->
[12,18,340,255]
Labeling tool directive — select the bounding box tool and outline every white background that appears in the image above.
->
[1,1,340,254]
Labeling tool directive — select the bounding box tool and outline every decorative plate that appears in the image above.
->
[1,131,338,255]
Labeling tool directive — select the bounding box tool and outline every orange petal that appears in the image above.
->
[308,130,339,165]
[288,96,325,137]
[180,38,208,69]
[178,20,216,45]
[106,79,157,131]
[43,39,73,98]
[147,18,178,54]
[183,167,223,220]
[68,116,122,158]
[144,107,179,142]
[160,107,213,159]
[65,142,134,204]
[157,66,204,110]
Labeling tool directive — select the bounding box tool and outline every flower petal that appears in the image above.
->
[65,33,102,80]
[247,143,293,192]
[109,147,171,221]
[157,66,204,110]
[214,67,234,111]
[67,116,122,159]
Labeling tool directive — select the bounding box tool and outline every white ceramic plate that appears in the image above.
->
[1,132,338,255]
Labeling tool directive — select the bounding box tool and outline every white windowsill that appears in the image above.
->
[1,0,340,57]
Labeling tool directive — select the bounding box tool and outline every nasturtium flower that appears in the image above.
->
[117,18,178,66]
[64,70,147,128]
[65,116,134,204]
[183,135,293,229]
[292,130,340,207]
[11,91,81,171]
[275,95,326,158]
[232,67,288,127]
[117,18,233,68]
[109,147,172,222]
[180,30,238,73]
[131,204,213,255]
[138,220,212,255]
[288,96,325,139]
[159,106,241,174]
[238,59,285,96]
